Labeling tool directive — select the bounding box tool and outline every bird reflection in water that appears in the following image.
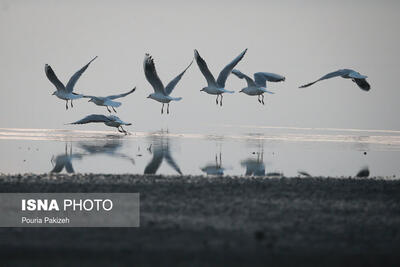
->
[77,138,135,165]
[298,171,312,177]
[356,167,370,178]
[50,143,83,173]
[241,151,265,176]
[201,152,224,176]
[144,134,182,175]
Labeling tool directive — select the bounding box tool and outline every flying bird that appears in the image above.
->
[232,70,285,105]
[144,54,192,114]
[45,56,97,109]
[194,49,247,106]
[83,87,136,113]
[299,69,370,91]
[69,114,132,134]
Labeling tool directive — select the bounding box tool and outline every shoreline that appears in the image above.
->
[1,174,400,266]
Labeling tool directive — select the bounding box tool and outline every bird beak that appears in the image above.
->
[88,99,92,102]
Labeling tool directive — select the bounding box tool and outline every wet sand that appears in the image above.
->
[1,174,400,266]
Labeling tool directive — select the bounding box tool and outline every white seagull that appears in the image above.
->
[69,114,132,134]
[194,49,247,106]
[232,70,285,105]
[83,87,136,113]
[45,56,97,109]
[144,54,193,114]
[299,69,370,91]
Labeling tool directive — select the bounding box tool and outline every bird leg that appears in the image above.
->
[220,94,223,106]
[262,95,265,105]
[161,103,164,114]
[167,103,170,114]
[112,107,117,113]
[65,100,69,110]
[71,100,73,108]
[216,95,219,105]
[120,126,128,135]
[107,106,112,113]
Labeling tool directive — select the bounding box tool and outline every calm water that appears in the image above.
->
[1,127,400,178]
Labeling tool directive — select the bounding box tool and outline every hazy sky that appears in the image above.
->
[1,0,399,133]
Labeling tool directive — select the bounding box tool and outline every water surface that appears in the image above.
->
[1,127,399,178]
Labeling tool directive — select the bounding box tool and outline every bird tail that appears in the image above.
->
[171,97,183,101]
[224,90,234,94]
[125,123,132,126]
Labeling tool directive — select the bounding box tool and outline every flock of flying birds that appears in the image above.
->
[45,49,371,134]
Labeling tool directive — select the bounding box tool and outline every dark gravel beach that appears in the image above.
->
[1,174,400,266]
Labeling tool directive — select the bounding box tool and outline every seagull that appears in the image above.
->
[69,114,132,134]
[83,87,136,113]
[144,54,192,114]
[299,69,370,91]
[194,49,247,106]
[45,56,97,109]
[144,136,182,175]
[232,70,285,105]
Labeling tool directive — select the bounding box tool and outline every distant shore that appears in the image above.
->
[1,174,400,266]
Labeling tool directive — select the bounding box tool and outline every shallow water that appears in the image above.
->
[0,127,400,178]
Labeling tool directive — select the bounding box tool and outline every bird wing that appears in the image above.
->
[144,54,166,95]
[45,64,66,91]
[299,69,347,88]
[165,60,193,95]
[216,49,247,88]
[144,147,163,174]
[107,87,136,100]
[254,72,285,87]
[348,70,368,79]
[231,69,256,87]
[70,114,111,124]
[65,56,98,93]
[194,49,217,86]
[353,78,371,91]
